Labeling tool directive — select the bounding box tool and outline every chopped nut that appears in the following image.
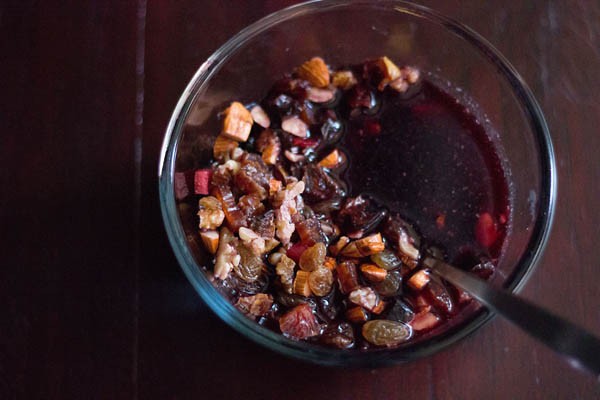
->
[407,269,430,291]
[281,115,308,138]
[329,236,350,256]
[348,287,379,312]
[274,181,305,245]
[345,306,369,324]
[256,129,280,165]
[323,256,337,271]
[309,267,334,296]
[293,270,312,297]
[376,56,401,91]
[275,254,296,294]
[197,196,225,230]
[213,135,239,161]
[360,263,388,283]
[199,230,219,254]
[238,227,266,255]
[340,233,385,257]
[297,57,330,88]
[390,66,420,93]
[250,105,270,128]
[264,238,280,253]
[284,150,305,163]
[222,159,241,174]
[336,260,360,294]
[214,227,240,280]
[222,101,253,142]
[269,178,282,196]
[236,293,273,317]
[332,70,357,89]
[318,149,342,169]
[307,87,335,103]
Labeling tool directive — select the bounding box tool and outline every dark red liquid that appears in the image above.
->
[340,80,510,264]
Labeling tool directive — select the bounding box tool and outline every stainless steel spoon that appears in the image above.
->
[423,257,600,380]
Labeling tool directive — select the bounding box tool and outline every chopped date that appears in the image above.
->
[190,55,505,351]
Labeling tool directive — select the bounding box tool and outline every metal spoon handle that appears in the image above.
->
[423,257,600,379]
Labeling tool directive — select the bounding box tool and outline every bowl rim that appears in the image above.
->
[158,0,557,367]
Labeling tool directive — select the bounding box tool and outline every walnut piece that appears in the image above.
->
[213,227,240,280]
[197,196,225,230]
[236,293,273,317]
[238,227,266,255]
[276,254,296,294]
[222,101,253,142]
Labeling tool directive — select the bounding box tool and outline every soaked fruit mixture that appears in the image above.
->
[180,56,510,349]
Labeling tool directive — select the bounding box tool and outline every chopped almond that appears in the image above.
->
[293,270,312,297]
[331,70,357,89]
[281,115,308,138]
[213,135,238,160]
[297,57,330,88]
[222,101,253,142]
[307,87,335,103]
[340,233,385,257]
[376,56,401,91]
[199,230,219,254]
[197,196,225,230]
[318,149,342,169]
[345,306,369,324]
[329,236,350,256]
[250,105,270,128]
[407,269,430,291]
[360,263,387,283]
[323,256,337,271]
[236,293,273,317]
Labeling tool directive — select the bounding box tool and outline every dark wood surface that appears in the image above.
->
[2,1,600,398]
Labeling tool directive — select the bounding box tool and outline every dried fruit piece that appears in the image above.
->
[295,218,326,246]
[308,267,334,297]
[194,169,213,195]
[362,320,412,347]
[197,196,225,230]
[297,57,330,88]
[235,242,265,282]
[407,269,430,291]
[370,249,401,271]
[307,87,335,103]
[281,115,309,138]
[213,135,238,161]
[222,101,253,142]
[345,306,369,324]
[374,270,402,297]
[199,230,219,254]
[387,299,415,324]
[279,303,320,339]
[349,287,379,312]
[323,256,337,271]
[318,149,342,169]
[319,322,354,349]
[299,242,327,272]
[360,263,388,283]
[256,129,280,165]
[286,242,308,263]
[293,270,312,297]
[250,105,271,128]
[340,233,385,257]
[275,254,296,294]
[213,227,240,280]
[329,236,350,256]
[336,260,360,294]
[410,306,440,331]
[236,293,273,317]
[331,70,357,89]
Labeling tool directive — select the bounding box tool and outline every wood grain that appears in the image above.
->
[2,0,600,398]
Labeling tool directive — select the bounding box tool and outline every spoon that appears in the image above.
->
[423,257,600,380]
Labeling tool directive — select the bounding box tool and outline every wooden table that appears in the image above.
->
[3,1,600,398]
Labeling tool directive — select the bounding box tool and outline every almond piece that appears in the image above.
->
[297,57,330,88]
[318,149,341,169]
[329,236,350,256]
[340,233,385,257]
[199,230,219,254]
[293,270,312,297]
[407,269,430,291]
[281,115,308,138]
[222,101,253,142]
[376,56,402,91]
[307,87,335,103]
[213,135,238,160]
[250,105,270,128]
[360,263,388,283]
[345,306,369,324]
[410,306,440,332]
[332,70,357,89]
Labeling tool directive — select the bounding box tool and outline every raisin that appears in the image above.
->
[374,270,402,297]
[319,322,355,349]
[309,267,334,297]
[299,242,327,271]
[362,320,412,347]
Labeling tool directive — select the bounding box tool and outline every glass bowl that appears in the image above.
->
[158,0,556,367]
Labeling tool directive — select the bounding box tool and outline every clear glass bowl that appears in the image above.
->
[158,0,556,366]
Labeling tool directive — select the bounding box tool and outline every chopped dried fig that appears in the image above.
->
[222,101,253,142]
[297,57,330,88]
